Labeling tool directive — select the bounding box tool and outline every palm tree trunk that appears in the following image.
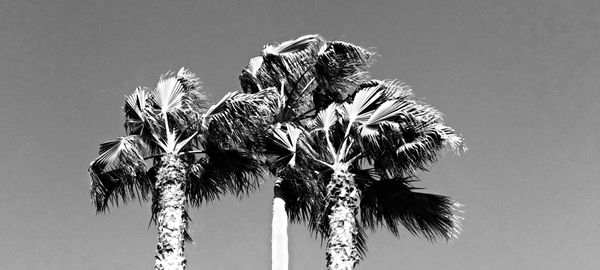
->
[272,177,289,270]
[155,154,188,270]
[325,170,361,270]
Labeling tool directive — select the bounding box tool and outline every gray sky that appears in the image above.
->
[1,0,599,269]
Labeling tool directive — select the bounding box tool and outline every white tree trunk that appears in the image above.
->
[272,178,289,270]
[325,170,361,270]
[155,154,187,270]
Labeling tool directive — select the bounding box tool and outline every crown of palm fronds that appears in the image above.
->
[306,79,464,176]
[238,36,378,228]
[241,35,465,263]
[90,68,279,214]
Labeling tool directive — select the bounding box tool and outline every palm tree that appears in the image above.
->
[88,68,277,270]
[239,35,375,270]
[267,79,465,270]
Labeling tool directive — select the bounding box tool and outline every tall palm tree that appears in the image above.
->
[267,79,465,270]
[88,68,277,270]
[239,34,375,270]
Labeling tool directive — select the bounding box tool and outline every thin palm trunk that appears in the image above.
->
[155,154,188,270]
[272,177,289,270]
[325,170,361,270]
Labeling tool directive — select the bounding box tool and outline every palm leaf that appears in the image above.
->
[240,35,325,119]
[241,34,325,95]
[340,84,383,124]
[376,80,413,100]
[313,40,375,109]
[246,56,264,77]
[263,34,326,59]
[275,165,321,224]
[124,87,150,135]
[89,136,150,212]
[360,176,463,241]
[357,100,409,139]
[436,124,465,153]
[265,124,302,168]
[186,158,222,205]
[203,89,278,126]
[311,103,339,134]
[176,67,202,91]
[177,67,208,126]
[202,92,238,124]
[203,88,279,151]
[186,148,263,207]
[388,123,463,174]
[153,76,186,116]
[90,135,147,174]
[347,82,465,174]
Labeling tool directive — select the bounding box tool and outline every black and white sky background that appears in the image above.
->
[1,0,599,269]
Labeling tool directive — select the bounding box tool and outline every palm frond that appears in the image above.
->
[241,34,325,95]
[176,67,202,91]
[177,68,208,126]
[376,80,413,100]
[311,103,339,133]
[89,136,150,212]
[277,166,322,224]
[360,176,463,241]
[240,35,326,119]
[186,158,223,206]
[122,87,167,156]
[402,101,444,126]
[340,84,383,124]
[313,40,375,109]
[345,82,465,174]
[357,100,410,139]
[246,56,264,77]
[355,223,368,261]
[186,148,263,207]
[203,88,279,150]
[204,88,278,124]
[202,92,237,124]
[436,124,466,153]
[153,76,186,116]
[389,123,463,174]
[265,124,302,168]
[124,87,151,135]
[263,34,326,59]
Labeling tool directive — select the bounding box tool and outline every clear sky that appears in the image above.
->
[1,0,599,269]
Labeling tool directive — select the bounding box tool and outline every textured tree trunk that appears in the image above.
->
[155,154,188,270]
[325,170,361,270]
[272,177,289,270]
